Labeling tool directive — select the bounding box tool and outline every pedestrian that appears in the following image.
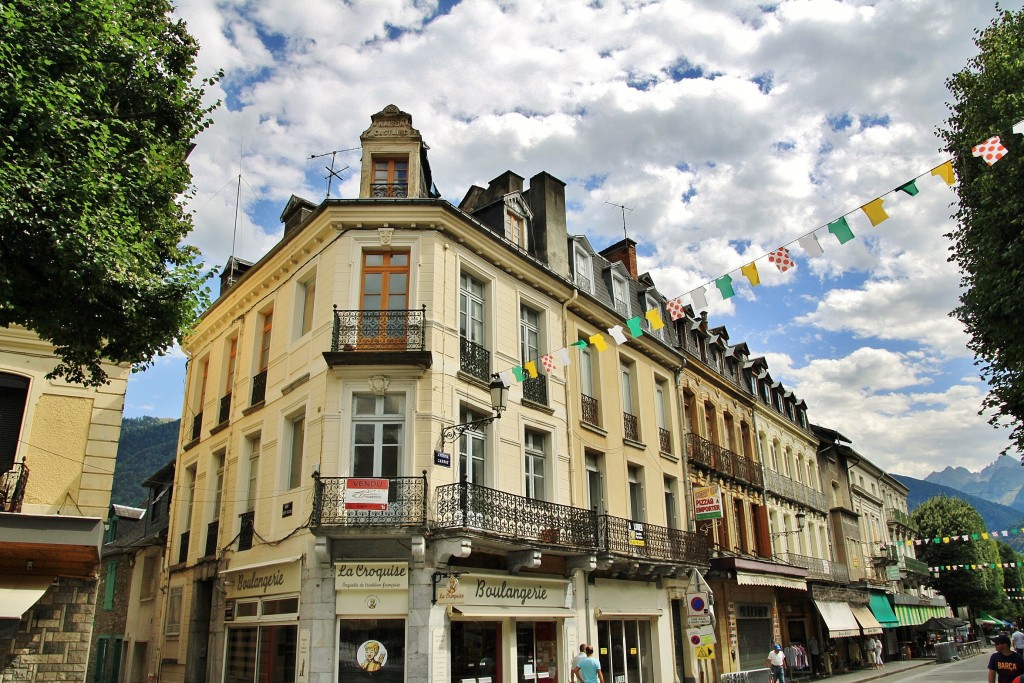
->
[577,645,604,683]
[766,643,786,683]
[873,636,883,669]
[571,643,587,683]
[1012,626,1024,656]
[988,634,1024,683]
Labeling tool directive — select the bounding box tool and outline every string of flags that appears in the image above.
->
[495,117,1024,389]
[927,562,1018,573]
[891,526,1024,548]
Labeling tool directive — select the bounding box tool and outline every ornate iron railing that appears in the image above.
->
[205,520,219,557]
[614,300,628,316]
[313,475,427,528]
[460,337,490,381]
[623,412,639,441]
[251,370,267,406]
[886,507,917,532]
[238,511,255,551]
[763,469,828,512]
[0,460,29,513]
[331,307,426,352]
[685,432,763,488]
[178,531,190,564]
[659,428,672,455]
[903,556,929,575]
[190,412,203,442]
[522,375,548,405]
[371,182,408,198]
[581,394,599,426]
[435,480,597,549]
[218,393,231,425]
[781,553,850,584]
[575,272,591,292]
[598,515,709,565]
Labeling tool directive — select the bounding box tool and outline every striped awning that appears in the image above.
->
[735,571,807,591]
[895,604,950,627]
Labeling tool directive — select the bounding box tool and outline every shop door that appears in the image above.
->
[736,605,772,671]
[596,620,653,683]
[517,622,558,683]
[452,621,501,683]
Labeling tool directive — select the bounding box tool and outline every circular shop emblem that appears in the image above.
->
[365,594,380,610]
[357,640,388,672]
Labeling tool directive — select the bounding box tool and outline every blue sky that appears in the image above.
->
[127,0,1024,477]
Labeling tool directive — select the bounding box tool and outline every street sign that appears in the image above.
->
[686,626,716,646]
[687,592,709,615]
[695,645,715,659]
[687,615,712,627]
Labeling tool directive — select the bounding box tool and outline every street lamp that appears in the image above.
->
[440,376,509,443]
[770,511,807,538]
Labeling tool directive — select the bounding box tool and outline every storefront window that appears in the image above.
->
[340,619,405,683]
[451,621,501,683]
[226,625,296,683]
[597,620,653,683]
[516,622,558,683]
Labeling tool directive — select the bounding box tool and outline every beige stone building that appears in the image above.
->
[0,325,129,682]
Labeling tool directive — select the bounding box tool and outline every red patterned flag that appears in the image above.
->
[972,136,1008,165]
[540,354,556,374]
[666,296,687,321]
[768,247,794,272]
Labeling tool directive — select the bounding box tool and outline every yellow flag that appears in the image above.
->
[741,262,760,286]
[588,333,608,352]
[861,198,889,227]
[931,160,956,186]
[523,361,538,379]
[645,309,665,330]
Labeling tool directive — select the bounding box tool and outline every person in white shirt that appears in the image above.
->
[766,644,786,683]
[571,643,588,683]
[1012,628,1024,656]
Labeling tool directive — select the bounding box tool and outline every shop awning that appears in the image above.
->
[895,604,925,627]
[977,612,1008,627]
[813,600,861,639]
[735,571,807,591]
[595,608,663,618]
[219,555,303,575]
[449,605,575,619]
[850,605,883,635]
[868,594,900,629]
[0,576,53,619]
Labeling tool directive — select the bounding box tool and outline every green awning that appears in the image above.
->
[869,594,900,628]
[895,604,925,627]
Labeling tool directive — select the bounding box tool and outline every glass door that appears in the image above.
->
[517,622,558,683]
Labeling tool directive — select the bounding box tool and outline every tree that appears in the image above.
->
[939,8,1024,456]
[0,0,220,385]
[913,496,1002,613]
[997,541,1024,623]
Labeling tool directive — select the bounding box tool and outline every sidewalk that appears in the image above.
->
[788,658,933,683]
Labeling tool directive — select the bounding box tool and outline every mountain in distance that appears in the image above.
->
[925,455,1024,513]
[111,416,180,507]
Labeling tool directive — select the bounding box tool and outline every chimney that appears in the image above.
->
[527,172,569,279]
[600,238,638,280]
[279,195,317,237]
[219,256,253,296]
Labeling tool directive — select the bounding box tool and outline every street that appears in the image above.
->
[863,656,992,683]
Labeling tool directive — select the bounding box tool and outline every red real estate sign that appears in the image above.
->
[345,479,390,511]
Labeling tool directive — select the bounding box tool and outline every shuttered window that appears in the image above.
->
[0,374,29,474]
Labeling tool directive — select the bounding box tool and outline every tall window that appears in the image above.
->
[611,273,629,316]
[520,305,541,362]
[524,430,546,500]
[352,394,405,477]
[459,274,485,343]
[574,246,592,292]
[372,158,408,197]
[0,373,29,474]
[580,342,595,397]
[297,274,316,337]
[621,362,638,441]
[361,251,409,311]
[286,413,305,490]
[182,465,196,537]
[507,210,527,249]
[225,336,238,393]
[258,309,273,373]
[245,434,261,513]
[585,452,605,516]
[654,379,667,431]
[459,407,486,484]
[212,450,225,521]
[628,465,644,522]
[166,586,183,636]
[664,478,678,529]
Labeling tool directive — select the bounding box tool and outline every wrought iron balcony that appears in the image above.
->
[326,307,431,369]
[238,511,255,551]
[0,460,29,513]
[251,370,267,406]
[581,394,599,426]
[371,182,408,198]
[178,530,190,564]
[886,507,917,532]
[780,553,851,583]
[522,375,548,405]
[313,475,427,529]
[902,556,929,575]
[623,412,639,441]
[763,469,828,512]
[598,515,709,566]
[435,480,597,550]
[460,337,490,381]
[575,272,591,292]
[218,393,231,425]
[685,432,763,488]
[190,411,203,441]
[205,520,219,557]
[659,428,672,455]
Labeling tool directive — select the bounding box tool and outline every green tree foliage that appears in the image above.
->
[112,417,179,506]
[913,496,1002,613]
[997,542,1024,622]
[0,0,220,385]
[939,8,1024,455]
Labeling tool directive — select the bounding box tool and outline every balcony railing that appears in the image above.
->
[903,556,929,575]
[435,480,596,549]
[0,460,29,513]
[238,511,255,551]
[598,515,709,566]
[887,507,917,531]
[575,272,592,292]
[190,412,203,442]
[623,412,639,441]
[763,469,828,512]
[581,394,599,426]
[371,182,408,198]
[251,370,267,406]
[205,520,219,557]
[522,375,547,405]
[313,475,427,528]
[178,531,190,564]
[659,428,672,455]
[331,307,425,352]
[460,337,490,382]
[780,553,851,583]
[218,393,231,425]
[685,432,763,488]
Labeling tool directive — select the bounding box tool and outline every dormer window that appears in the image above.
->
[574,246,593,293]
[612,273,629,316]
[506,210,527,249]
[372,158,408,197]
[761,382,771,404]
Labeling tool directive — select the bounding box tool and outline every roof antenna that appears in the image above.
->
[229,139,243,286]
[310,147,359,198]
[604,201,637,240]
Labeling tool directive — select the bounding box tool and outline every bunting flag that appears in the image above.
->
[1014,119,1024,136]
[666,297,687,321]
[861,198,889,227]
[540,354,556,373]
[827,217,855,244]
[931,160,956,186]
[928,562,1018,573]
[499,369,516,387]
[571,339,588,351]
[972,136,1008,165]
[715,274,736,300]
[689,286,708,310]
[554,347,572,367]
[512,366,526,382]
[588,333,607,352]
[625,316,644,338]
[798,233,823,257]
[523,361,538,379]
[741,262,760,286]
[645,308,665,330]
[891,525,1024,549]
[608,325,628,345]
[897,180,919,196]
[768,247,794,272]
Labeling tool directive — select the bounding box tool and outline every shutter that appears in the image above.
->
[0,374,30,473]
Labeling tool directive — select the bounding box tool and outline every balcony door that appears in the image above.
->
[359,251,410,350]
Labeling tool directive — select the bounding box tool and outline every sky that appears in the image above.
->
[125,0,1024,479]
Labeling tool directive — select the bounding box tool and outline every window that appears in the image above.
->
[611,273,629,316]
[191,357,209,440]
[506,210,527,249]
[360,251,410,347]
[0,373,29,475]
[372,158,408,197]
[297,273,316,338]
[103,561,118,610]
[141,555,158,600]
[352,394,405,477]
[224,335,238,400]
[520,305,541,362]
[166,586,183,636]
[585,452,605,516]
[182,465,196,537]
[212,449,225,521]
[621,363,639,441]
[645,295,662,338]
[285,413,305,490]
[226,624,297,683]
[458,407,486,484]
[245,433,261,513]
[655,379,670,453]
[574,246,593,292]
[524,430,546,500]
[258,310,273,372]
[628,465,644,521]
[664,478,678,529]
[459,274,485,344]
